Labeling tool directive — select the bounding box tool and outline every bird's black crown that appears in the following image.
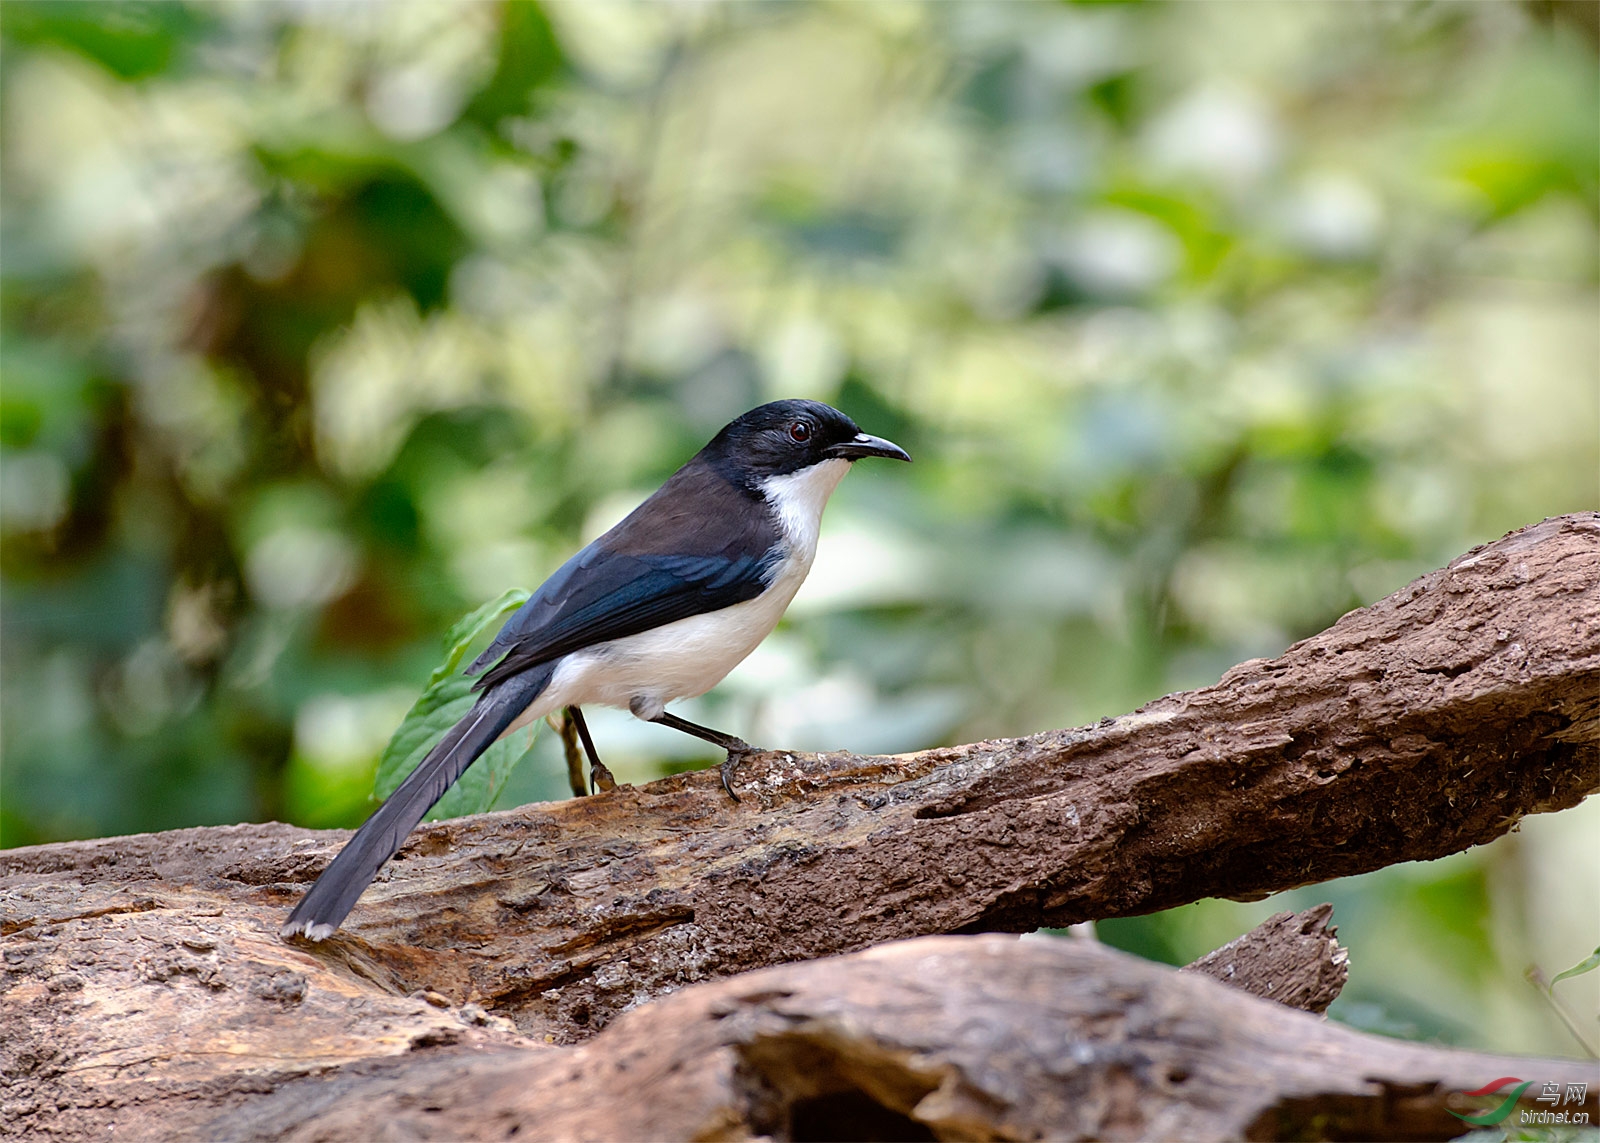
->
[703,400,875,479]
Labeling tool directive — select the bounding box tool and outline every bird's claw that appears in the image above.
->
[719,742,760,803]
[589,760,617,794]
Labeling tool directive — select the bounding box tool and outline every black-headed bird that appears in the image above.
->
[282,399,909,940]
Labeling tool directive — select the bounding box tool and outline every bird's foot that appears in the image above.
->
[719,741,761,803]
[589,759,617,794]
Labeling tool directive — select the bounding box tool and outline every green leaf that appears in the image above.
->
[0,1,208,81]
[1550,947,1600,992]
[463,0,564,127]
[373,589,536,820]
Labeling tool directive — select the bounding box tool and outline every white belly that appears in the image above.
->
[501,554,810,734]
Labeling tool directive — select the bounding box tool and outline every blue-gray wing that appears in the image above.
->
[466,457,781,691]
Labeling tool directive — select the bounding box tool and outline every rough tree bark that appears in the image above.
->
[1181,903,1348,1015]
[197,934,1600,1143]
[3,514,1597,1140]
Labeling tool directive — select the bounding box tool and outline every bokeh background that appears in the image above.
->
[3,0,1596,1058]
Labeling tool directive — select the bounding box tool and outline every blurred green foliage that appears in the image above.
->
[1,1,1595,1055]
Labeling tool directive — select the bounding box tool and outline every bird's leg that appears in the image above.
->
[552,710,588,797]
[649,710,762,803]
[566,706,616,793]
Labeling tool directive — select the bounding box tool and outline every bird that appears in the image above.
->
[281,399,910,940]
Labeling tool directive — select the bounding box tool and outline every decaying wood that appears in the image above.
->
[2,514,1597,1140]
[193,936,1600,1141]
[1182,904,1348,1014]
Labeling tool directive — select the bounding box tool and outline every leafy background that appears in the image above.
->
[2,0,1595,1058]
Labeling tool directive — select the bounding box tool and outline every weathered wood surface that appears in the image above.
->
[1182,903,1348,1014]
[2,513,1597,1140]
[194,936,1600,1142]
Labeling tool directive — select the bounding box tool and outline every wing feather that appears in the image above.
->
[466,457,781,691]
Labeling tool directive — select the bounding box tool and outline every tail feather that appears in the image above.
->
[281,665,554,941]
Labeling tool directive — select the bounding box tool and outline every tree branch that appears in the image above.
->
[1182,903,1348,1014]
[2,514,1596,1139]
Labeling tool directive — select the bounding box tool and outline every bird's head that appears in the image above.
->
[705,399,910,483]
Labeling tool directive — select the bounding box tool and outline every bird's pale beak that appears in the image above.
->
[828,432,911,463]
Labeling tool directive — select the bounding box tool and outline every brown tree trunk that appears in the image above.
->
[3,513,1596,1140]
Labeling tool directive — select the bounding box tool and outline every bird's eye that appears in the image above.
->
[788,421,812,443]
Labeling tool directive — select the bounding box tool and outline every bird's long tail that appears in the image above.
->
[280,664,555,941]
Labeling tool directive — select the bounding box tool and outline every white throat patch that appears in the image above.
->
[758,458,850,565]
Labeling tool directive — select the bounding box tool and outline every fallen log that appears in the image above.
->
[198,935,1599,1142]
[2,514,1596,1139]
